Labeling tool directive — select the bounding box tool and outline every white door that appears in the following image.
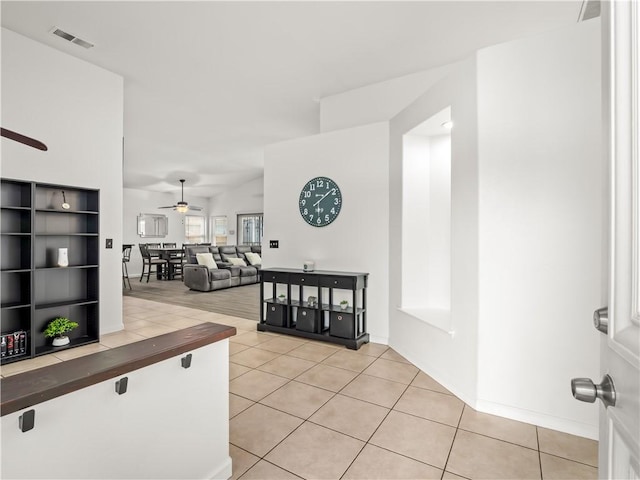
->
[596,1,639,478]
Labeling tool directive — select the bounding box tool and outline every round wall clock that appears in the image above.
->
[299,176,342,227]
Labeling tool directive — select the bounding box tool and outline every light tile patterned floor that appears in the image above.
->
[2,297,599,479]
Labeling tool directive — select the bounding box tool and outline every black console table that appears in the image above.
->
[257,268,369,350]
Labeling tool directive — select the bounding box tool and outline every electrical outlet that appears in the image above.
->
[106,239,113,249]
[269,240,279,248]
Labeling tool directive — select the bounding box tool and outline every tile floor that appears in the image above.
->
[1,296,598,479]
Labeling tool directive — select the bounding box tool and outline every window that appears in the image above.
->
[237,213,263,246]
[184,215,206,243]
[210,216,228,246]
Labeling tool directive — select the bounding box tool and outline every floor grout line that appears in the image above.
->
[121,296,598,480]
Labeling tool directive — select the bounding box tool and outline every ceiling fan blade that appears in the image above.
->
[1,127,48,151]
[158,205,176,209]
[189,206,203,211]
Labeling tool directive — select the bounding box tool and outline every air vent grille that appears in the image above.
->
[50,27,94,49]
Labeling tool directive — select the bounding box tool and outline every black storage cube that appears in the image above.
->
[330,311,355,339]
[296,307,318,333]
[266,303,288,327]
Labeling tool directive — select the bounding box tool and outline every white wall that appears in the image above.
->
[390,19,602,438]
[320,66,452,134]
[208,176,264,246]
[1,340,231,479]
[1,28,124,335]
[123,187,209,277]
[475,19,602,438]
[389,58,480,406]
[401,135,431,307]
[402,134,451,313]
[264,123,390,343]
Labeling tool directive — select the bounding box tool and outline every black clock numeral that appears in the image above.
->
[304,191,311,198]
[325,215,329,222]
[309,214,314,221]
[317,179,324,188]
[303,208,308,215]
[309,184,315,191]
[300,199,306,206]
[334,198,339,205]
[331,208,336,214]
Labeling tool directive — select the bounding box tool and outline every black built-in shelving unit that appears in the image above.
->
[1,179,99,364]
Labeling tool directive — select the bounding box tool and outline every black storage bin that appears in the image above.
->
[296,307,318,333]
[330,311,354,339]
[266,303,287,327]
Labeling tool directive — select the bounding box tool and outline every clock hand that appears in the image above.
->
[313,190,332,207]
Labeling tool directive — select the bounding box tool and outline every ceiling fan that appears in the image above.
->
[158,179,203,213]
[1,127,48,151]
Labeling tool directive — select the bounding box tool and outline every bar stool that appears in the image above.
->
[122,244,132,289]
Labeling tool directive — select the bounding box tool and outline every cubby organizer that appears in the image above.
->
[258,268,369,350]
[1,178,100,364]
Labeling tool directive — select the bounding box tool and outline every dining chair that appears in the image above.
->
[162,242,184,279]
[139,243,167,282]
[146,242,161,258]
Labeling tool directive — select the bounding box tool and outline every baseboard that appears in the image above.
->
[474,399,599,440]
[369,334,389,345]
[100,322,124,335]
[207,456,232,480]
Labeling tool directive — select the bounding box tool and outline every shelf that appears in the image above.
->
[35,336,98,357]
[1,206,30,211]
[0,178,100,364]
[258,323,369,349]
[290,300,331,309]
[35,208,98,215]
[1,352,30,365]
[35,233,99,237]
[36,298,98,310]
[265,298,287,305]
[38,264,99,271]
[329,306,365,314]
[1,302,31,310]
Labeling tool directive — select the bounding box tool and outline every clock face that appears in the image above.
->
[299,176,342,227]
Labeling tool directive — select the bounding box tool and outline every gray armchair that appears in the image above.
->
[183,246,231,291]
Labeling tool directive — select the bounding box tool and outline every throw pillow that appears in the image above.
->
[245,252,262,266]
[227,257,247,266]
[196,253,218,270]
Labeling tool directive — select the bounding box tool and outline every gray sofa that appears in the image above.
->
[183,245,261,292]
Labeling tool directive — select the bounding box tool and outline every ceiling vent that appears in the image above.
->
[578,0,601,21]
[50,27,94,49]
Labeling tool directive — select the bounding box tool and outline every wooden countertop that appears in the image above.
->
[1,323,236,416]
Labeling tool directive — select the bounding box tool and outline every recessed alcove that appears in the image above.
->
[400,107,453,334]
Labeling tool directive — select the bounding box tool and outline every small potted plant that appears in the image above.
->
[44,317,79,347]
[340,300,349,310]
[277,293,287,303]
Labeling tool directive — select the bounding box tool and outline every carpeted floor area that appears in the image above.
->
[123,278,260,321]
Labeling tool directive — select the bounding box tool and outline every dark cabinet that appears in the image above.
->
[258,268,369,350]
[1,179,100,364]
